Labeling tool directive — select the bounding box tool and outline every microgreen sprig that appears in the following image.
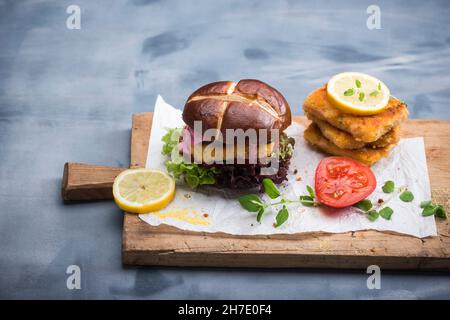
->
[355,180,446,222]
[420,200,447,219]
[354,181,412,221]
[354,198,394,222]
[238,179,320,228]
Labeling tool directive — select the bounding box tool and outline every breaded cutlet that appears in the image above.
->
[303,86,408,143]
[313,117,401,150]
[304,123,395,166]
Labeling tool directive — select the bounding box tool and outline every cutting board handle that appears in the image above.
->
[61,162,126,201]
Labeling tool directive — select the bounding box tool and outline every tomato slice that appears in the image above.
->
[314,157,376,208]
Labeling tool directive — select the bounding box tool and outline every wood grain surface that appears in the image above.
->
[62,162,125,201]
[122,113,450,270]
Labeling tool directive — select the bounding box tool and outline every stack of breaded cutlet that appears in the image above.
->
[303,86,409,166]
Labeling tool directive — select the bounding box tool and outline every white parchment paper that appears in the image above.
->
[140,96,437,238]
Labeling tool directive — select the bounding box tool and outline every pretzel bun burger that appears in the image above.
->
[161,79,294,189]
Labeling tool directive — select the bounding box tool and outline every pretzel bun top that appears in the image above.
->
[182,79,292,142]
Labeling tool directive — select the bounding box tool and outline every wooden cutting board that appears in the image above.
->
[122,113,450,270]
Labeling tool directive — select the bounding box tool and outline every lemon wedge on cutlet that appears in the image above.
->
[113,169,175,214]
[327,72,390,115]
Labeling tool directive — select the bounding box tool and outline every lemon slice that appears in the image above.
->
[113,169,175,214]
[327,72,390,115]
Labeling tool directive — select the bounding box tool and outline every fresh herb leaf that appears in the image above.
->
[367,210,379,222]
[344,88,354,96]
[378,82,382,91]
[379,207,394,220]
[262,178,281,199]
[275,205,289,227]
[354,199,373,212]
[238,194,264,212]
[419,200,447,219]
[370,90,379,97]
[420,200,432,208]
[382,180,395,193]
[358,92,365,102]
[399,190,414,202]
[299,195,314,207]
[435,205,447,219]
[422,205,437,216]
[297,185,318,207]
[256,207,265,223]
[356,79,361,88]
[306,185,315,199]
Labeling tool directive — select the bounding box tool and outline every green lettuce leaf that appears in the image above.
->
[161,127,218,189]
[161,128,182,156]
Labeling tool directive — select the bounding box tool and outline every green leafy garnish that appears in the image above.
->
[165,157,218,189]
[379,207,394,220]
[422,205,437,216]
[344,88,354,96]
[240,178,446,227]
[257,208,265,223]
[358,92,365,102]
[378,82,382,91]
[355,79,361,88]
[238,194,264,212]
[435,206,447,219]
[239,194,267,224]
[240,180,319,226]
[162,128,218,189]
[399,190,414,202]
[279,133,295,160]
[275,205,289,227]
[370,91,379,97]
[299,185,319,207]
[382,181,395,193]
[420,200,432,208]
[161,128,182,156]
[367,210,379,221]
[299,195,315,207]
[354,199,394,221]
[420,200,447,219]
[354,199,373,212]
[306,185,315,199]
[263,178,281,199]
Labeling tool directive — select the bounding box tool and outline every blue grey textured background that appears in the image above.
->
[0,0,449,299]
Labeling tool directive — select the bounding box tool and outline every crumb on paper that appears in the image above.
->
[184,193,191,199]
[296,176,302,181]
[377,198,384,204]
[293,169,298,174]
[203,213,209,218]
